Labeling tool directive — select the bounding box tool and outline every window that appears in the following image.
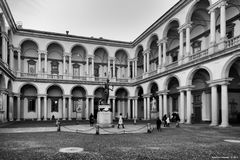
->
[51,61,59,74]
[73,64,80,76]
[28,59,36,74]
[51,99,59,112]
[192,41,201,54]
[28,98,36,112]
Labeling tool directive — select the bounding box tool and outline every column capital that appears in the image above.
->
[14,93,21,97]
[63,95,72,98]
[207,78,233,87]
[13,47,21,53]
[177,85,195,91]
[8,44,14,50]
[157,38,168,45]
[38,94,47,97]
[87,55,94,59]
[208,0,227,12]
[38,50,47,54]
[109,96,116,100]
[179,22,192,32]
[143,49,151,55]
[143,93,151,98]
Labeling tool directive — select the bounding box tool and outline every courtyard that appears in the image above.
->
[0,121,240,160]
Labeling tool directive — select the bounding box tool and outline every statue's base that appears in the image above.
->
[97,105,113,128]
[151,112,158,119]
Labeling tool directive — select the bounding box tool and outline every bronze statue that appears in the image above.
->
[102,78,113,104]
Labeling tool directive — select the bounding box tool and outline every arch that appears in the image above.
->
[0,14,6,31]
[0,73,6,89]
[187,66,213,85]
[114,87,130,97]
[46,41,65,53]
[71,86,87,97]
[135,85,144,96]
[93,87,105,96]
[7,80,12,91]
[163,75,181,90]
[45,84,64,95]
[147,34,159,49]
[147,81,159,93]
[135,45,144,58]
[18,82,39,93]
[20,84,38,96]
[115,87,129,97]
[19,38,39,49]
[70,85,88,96]
[70,44,88,55]
[93,46,109,57]
[115,49,128,65]
[222,54,240,79]
[186,0,211,23]
[162,18,181,38]
[114,48,130,59]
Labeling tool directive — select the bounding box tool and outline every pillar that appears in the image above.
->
[68,96,72,120]
[44,53,47,74]
[210,9,216,44]
[132,99,135,118]
[85,97,89,120]
[210,85,218,126]
[17,95,20,121]
[158,94,163,120]
[134,99,138,119]
[158,42,162,68]
[86,57,89,76]
[91,97,94,116]
[91,57,94,77]
[146,50,150,73]
[163,40,167,66]
[17,49,21,73]
[147,96,150,120]
[127,99,131,119]
[1,33,7,63]
[179,29,184,64]
[108,59,110,77]
[127,60,130,78]
[143,53,146,73]
[38,52,41,73]
[37,96,41,121]
[9,45,14,70]
[163,93,168,115]
[180,90,185,123]
[186,25,191,56]
[44,96,47,121]
[143,97,147,120]
[113,59,116,78]
[63,55,66,75]
[220,83,229,127]
[186,89,192,124]
[135,59,137,77]
[220,2,226,39]
[9,95,13,121]
[112,98,116,119]
[62,97,66,120]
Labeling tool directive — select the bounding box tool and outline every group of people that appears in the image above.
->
[156,113,181,132]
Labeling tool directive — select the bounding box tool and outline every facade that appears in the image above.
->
[0,0,240,127]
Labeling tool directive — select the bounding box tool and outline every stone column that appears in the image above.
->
[9,94,14,121]
[186,89,192,124]
[132,99,135,118]
[37,96,41,121]
[147,96,150,120]
[209,9,216,45]
[210,85,218,126]
[69,55,72,76]
[68,96,72,120]
[62,96,66,120]
[44,52,47,74]
[178,29,184,65]
[112,98,116,119]
[163,93,168,115]
[91,97,94,116]
[220,83,229,127]
[86,57,89,76]
[63,55,66,76]
[135,59,137,77]
[158,94,163,120]
[157,41,162,69]
[186,24,191,57]
[113,58,116,78]
[143,97,147,120]
[91,57,94,77]
[17,95,20,121]
[180,90,185,123]
[127,59,130,78]
[9,45,14,70]
[38,51,42,74]
[85,97,89,120]
[162,40,167,66]
[108,59,110,77]
[220,2,226,40]
[17,49,21,75]
[143,53,146,73]
[134,99,138,119]
[1,33,7,63]
[146,50,150,73]
[127,98,131,119]
[44,95,47,120]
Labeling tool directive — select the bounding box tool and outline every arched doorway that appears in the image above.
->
[94,87,104,118]
[136,46,144,77]
[94,48,108,79]
[136,86,144,119]
[167,77,180,116]
[227,59,240,124]
[20,84,38,120]
[148,35,159,72]
[115,50,128,79]
[47,85,63,119]
[71,86,87,119]
[191,69,210,123]
[71,45,87,78]
[115,88,128,118]
[149,82,159,119]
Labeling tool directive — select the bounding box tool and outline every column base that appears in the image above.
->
[208,42,216,54]
[218,37,227,51]
[209,123,218,126]
[219,123,230,128]
[62,118,66,121]
[37,119,41,121]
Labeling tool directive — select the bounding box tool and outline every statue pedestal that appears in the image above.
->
[151,111,158,120]
[97,104,113,128]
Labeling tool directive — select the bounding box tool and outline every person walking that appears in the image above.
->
[166,115,170,127]
[175,113,180,128]
[156,117,162,132]
[89,113,94,127]
[118,113,125,129]
[162,114,167,127]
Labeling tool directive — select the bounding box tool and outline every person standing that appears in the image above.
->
[118,113,124,129]
[89,113,94,127]
[156,117,162,132]
[166,115,170,127]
